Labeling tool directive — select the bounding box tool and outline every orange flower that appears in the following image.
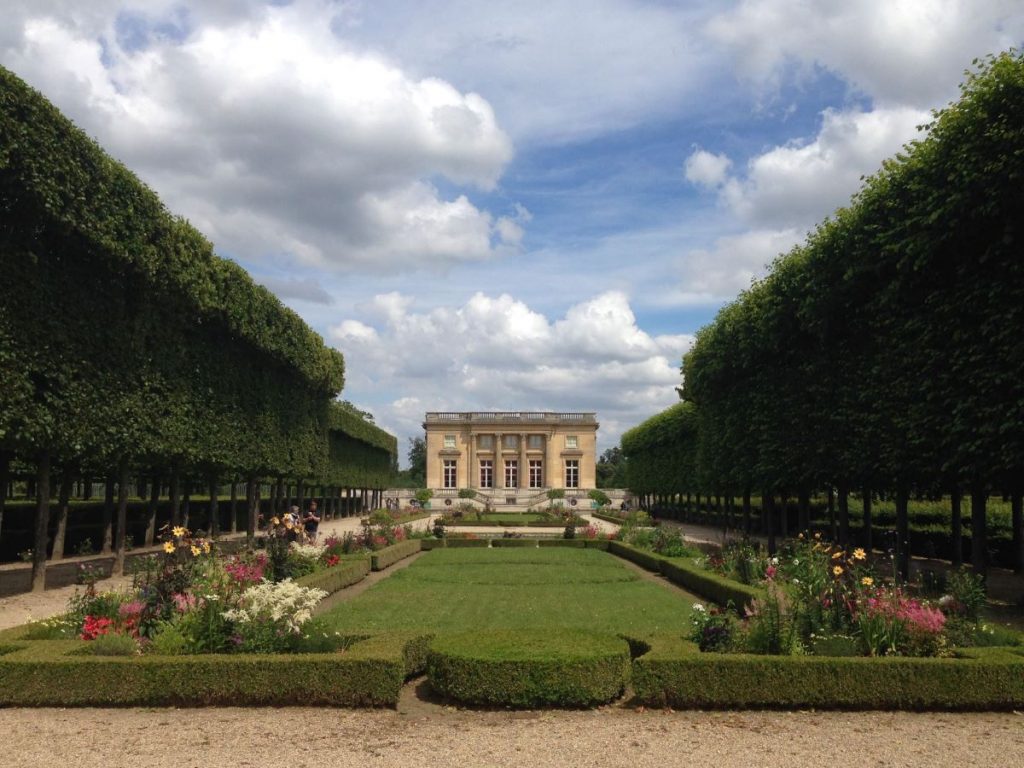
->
[833,565,843,576]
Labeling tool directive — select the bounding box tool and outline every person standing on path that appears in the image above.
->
[303,500,321,542]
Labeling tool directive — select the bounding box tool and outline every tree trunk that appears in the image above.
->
[896,488,910,582]
[950,488,963,568]
[296,479,305,513]
[797,489,810,533]
[182,482,191,530]
[169,467,181,527]
[1012,490,1023,575]
[837,485,850,546]
[32,452,51,592]
[0,452,8,549]
[861,489,872,553]
[82,476,92,501]
[246,475,257,546]
[777,492,788,539]
[827,487,836,540]
[101,473,115,554]
[970,486,987,579]
[765,491,776,555]
[273,476,283,516]
[114,460,129,576]
[51,467,73,559]
[208,474,220,539]
[742,488,751,536]
[230,479,239,533]
[145,476,159,547]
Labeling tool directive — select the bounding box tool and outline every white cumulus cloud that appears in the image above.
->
[329,291,692,453]
[1,1,518,271]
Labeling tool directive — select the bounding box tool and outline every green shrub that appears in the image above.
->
[657,558,763,612]
[295,559,370,593]
[419,538,446,550]
[147,623,189,656]
[86,633,139,656]
[631,635,1024,710]
[587,489,611,507]
[538,539,586,548]
[607,540,666,572]
[0,633,429,706]
[427,629,631,707]
[546,489,566,500]
[457,488,476,499]
[491,538,538,548]
[445,538,489,548]
[414,489,433,505]
[370,540,421,571]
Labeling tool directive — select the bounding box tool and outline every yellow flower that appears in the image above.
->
[202,541,211,554]
[190,545,200,557]
[831,551,843,560]
[861,576,874,587]
[813,532,821,540]
[797,533,804,540]
[285,522,293,530]
[833,565,843,576]
[172,526,187,538]
[271,517,280,526]
[853,548,867,561]
[163,541,176,554]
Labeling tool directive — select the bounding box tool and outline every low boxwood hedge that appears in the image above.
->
[370,540,421,571]
[592,512,627,526]
[606,540,666,571]
[0,633,431,707]
[631,635,1024,710]
[427,629,631,708]
[583,539,610,550]
[445,538,489,548]
[418,538,446,550]
[490,538,539,547]
[538,539,586,548]
[657,558,762,611]
[295,558,370,593]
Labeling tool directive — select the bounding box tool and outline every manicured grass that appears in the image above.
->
[319,548,696,635]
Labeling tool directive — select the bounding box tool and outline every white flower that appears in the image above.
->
[792,559,800,566]
[770,557,779,566]
[221,579,327,633]
[792,578,800,585]
[693,603,706,613]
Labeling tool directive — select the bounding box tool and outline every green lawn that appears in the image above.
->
[319,547,696,635]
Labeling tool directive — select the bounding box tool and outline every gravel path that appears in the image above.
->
[1,707,1021,767]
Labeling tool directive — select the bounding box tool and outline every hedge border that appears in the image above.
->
[370,540,421,571]
[445,538,489,548]
[0,633,432,707]
[631,635,1024,710]
[426,629,631,708]
[295,558,370,594]
[490,538,539,548]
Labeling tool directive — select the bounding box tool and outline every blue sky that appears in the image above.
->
[3,0,1022,462]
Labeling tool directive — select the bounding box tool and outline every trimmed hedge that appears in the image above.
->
[592,512,628,526]
[632,635,1024,710]
[418,538,446,550]
[295,558,370,594]
[0,633,432,707]
[606,540,665,572]
[445,538,489,548]
[583,539,610,550]
[658,558,762,611]
[538,539,586,548]
[490,538,539,548]
[370,540,421,571]
[427,629,631,708]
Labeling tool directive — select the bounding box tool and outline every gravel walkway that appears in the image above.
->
[1,707,1021,767]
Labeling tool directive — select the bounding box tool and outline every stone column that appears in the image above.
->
[467,428,475,490]
[519,433,527,489]
[495,432,504,489]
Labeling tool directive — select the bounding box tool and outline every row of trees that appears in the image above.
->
[623,52,1024,580]
[0,66,395,588]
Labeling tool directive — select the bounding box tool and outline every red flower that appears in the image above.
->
[80,615,114,640]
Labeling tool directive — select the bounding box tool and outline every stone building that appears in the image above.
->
[423,412,598,496]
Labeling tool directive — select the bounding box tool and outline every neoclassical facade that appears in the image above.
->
[424,412,598,493]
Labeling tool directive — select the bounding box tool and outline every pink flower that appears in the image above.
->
[172,593,196,613]
[765,565,777,580]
